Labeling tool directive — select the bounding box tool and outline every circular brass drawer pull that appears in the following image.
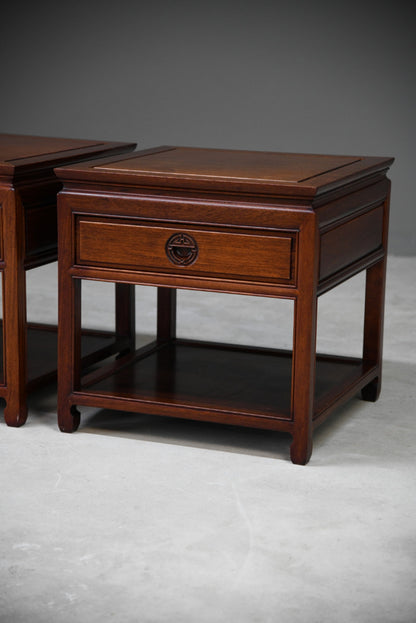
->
[166,232,199,266]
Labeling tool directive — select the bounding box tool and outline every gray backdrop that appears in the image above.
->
[1,0,414,254]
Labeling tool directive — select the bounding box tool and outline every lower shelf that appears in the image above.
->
[78,339,374,424]
[0,322,126,390]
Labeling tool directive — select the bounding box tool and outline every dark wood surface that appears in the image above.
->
[76,217,295,283]
[77,339,369,423]
[55,145,393,198]
[0,133,135,179]
[55,146,393,464]
[0,133,137,426]
[0,322,127,390]
[319,205,384,281]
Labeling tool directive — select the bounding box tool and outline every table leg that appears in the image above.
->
[57,276,81,432]
[2,189,28,426]
[3,267,28,427]
[290,294,318,465]
[290,215,319,465]
[362,187,390,403]
[115,283,136,356]
[361,257,387,402]
[57,199,81,433]
[157,287,177,341]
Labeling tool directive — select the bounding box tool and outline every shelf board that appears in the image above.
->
[77,339,372,424]
[0,322,126,390]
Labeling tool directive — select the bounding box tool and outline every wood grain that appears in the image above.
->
[55,145,393,464]
[76,218,294,283]
[0,133,136,426]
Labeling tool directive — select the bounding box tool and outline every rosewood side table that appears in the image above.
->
[55,146,393,464]
[0,134,136,426]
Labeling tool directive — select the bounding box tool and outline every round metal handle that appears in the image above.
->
[165,233,198,266]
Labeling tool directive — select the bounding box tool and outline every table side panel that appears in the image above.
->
[314,178,389,228]
[25,204,57,261]
[319,205,384,281]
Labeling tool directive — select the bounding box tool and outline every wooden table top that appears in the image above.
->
[0,133,136,179]
[55,145,394,198]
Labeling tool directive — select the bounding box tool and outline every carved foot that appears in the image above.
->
[4,402,28,427]
[290,435,313,465]
[58,405,80,433]
[361,377,381,402]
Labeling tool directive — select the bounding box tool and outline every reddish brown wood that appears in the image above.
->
[157,288,176,341]
[115,283,136,356]
[57,196,82,433]
[361,183,391,402]
[55,146,393,464]
[24,204,57,265]
[2,188,27,425]
[319,205,384,281]
[76,217,294,283]
[0,134,136,426]
[57,146,391,198]
[72,339,369,431]
[290,214,319,465]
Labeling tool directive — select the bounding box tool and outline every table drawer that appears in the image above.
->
[76,217,295,284]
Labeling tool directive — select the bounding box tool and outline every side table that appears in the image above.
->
[55,146,393,464]
[0,134,136,426]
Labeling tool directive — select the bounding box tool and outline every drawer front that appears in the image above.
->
[76,218,295,285]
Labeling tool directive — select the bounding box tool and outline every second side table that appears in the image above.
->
[55,146,393,464]
[0,133,136,426]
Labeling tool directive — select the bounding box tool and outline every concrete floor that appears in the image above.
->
[1,256,415,623]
